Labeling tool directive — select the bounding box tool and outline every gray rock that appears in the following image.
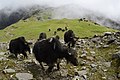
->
[90,51,95,54]
[0,52,5,55]
[90,64,97,68]
[72,76,80,80]
[60,69,68,77]
[76,42,81,45]
[16,73,33,80]
[103,69,108,72]
[102,77,106,80]
[32,59,40,65]
[0,57,7,61]
[3,68,15,74]
[80,60,87,66]
[82,75,87,80]
[24,60,32,63]
[80,54,87,58]
[104,32,112,36]
[82,50,88,54]
[76,70,88,76]
[81,66,86,70]
[117,74,120,78]
[103,62,111,67]
[96,45,101,48]
[103,45,109,48]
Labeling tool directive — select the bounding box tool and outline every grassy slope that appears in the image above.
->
[0,18,117,42]
[0,18,119,79]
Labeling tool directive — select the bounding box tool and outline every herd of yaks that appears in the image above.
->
[8,29,79,72]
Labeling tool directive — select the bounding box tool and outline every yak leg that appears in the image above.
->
[47,64,54,72]
[57,63,60,70]
[40,62,45,70]
[22,52,28,58]
[68,42,71,48]
[71,40,75,47]
[57,59,61,70]
[14,53,18,58]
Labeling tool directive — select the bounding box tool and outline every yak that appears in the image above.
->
[33,37,78,72]
[64,30,76,48]
[9,36,31,58]
[55,35,60,40]
[38,32,47,41]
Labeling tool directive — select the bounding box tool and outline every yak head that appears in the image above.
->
[65,47,78,66]
[24,42,32,54]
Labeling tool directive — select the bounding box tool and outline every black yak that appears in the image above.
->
[64,30,76,48]
[65,27,68,31]
[38,32,47,41]
[57,28,62,31]
[9,36,31,58]
[54,31,57,35]
[33,37,78,72]
[55,35,60,40]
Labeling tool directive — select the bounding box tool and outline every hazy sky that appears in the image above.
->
[0,0,120,19]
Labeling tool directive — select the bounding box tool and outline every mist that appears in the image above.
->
[0,0,120,28]
[0,0,120,19]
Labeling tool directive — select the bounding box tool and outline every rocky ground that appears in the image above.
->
[0,32,120,80]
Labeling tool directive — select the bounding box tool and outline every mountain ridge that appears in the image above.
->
[0,5,120,30]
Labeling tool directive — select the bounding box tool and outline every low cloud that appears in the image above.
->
[0,0,120,21]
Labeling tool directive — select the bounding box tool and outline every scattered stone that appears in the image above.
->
[32,59,40,65]
[102,76,106,80]
[117,74,120,78]
[72,76,80,80]
[24,60,32,63]
[60,69,68,77]
[104,32,112,35]
[76,70,88,76]
[103,45,109,48]
[103,69,108,72]
[0,57,8,61]
[86,56,94,61]
[3,68,15,74]
[81,66,86,70]
[17,54,24,61]
[80,54,87,58]
[90,51,95,54]
[82,50,88,54]
[82,75,87,80]
[16,73,33,80]
[96,45,101,48]
[76,42,81,45]
[103,62,111,67]
[90,64,97,68]
[0,52,5,55]
[80,60,86,66]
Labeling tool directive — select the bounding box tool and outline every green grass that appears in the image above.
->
[0,18,117,42]
[0,18,119,79]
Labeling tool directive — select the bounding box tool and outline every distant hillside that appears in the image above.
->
[0,5,53,29]
[0,19,117,42]
[52,4,120,29]
[0,5,120,30]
